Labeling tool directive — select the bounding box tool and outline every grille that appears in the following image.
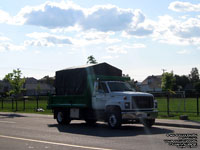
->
[132,96,154,109]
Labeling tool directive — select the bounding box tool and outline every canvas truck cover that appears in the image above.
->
[55,63,122,95]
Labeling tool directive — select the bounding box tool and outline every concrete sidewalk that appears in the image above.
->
[155,119,200,129]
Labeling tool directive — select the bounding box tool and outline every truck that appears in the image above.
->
[47,63,158,128]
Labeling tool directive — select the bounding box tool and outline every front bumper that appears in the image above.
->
[121,110,158,120]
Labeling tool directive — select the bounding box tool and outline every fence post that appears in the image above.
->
[167,94,170,116]
[12,97,14,110]
[183,91,186,112]
[23,96,25,111]
[1,98,3,109]
[16,98,18,111]
[36,95,39,110]
[197,95,199,116]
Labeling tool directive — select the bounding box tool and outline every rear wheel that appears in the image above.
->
[56,111,71,125]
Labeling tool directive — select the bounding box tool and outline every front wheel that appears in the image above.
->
[56,111,71,125]
[107,111,122,129]
[142,119,155,128]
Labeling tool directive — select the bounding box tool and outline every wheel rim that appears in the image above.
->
[57,112,63,122]
[109,114,117,127]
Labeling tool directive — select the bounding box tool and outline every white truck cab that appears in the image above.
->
[92,80,158,128]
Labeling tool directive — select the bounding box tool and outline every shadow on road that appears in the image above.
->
[48,122,173,137]
[0,113,27,118]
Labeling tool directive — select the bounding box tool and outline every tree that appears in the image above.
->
[161,72,176,94]
[174,75,190,91]
[36,84,41,95]
[189,67,199,84]
[3,68,25,97]
[0,82,2,91]
[87,55,97,64]
[39,75,55,87]
[195,82,200,94]
[0,82,2,96]
[122,74,130,77]
[161,71,176,116]
[128,79,139,91]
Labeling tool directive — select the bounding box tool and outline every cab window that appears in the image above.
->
[98,82,109,93]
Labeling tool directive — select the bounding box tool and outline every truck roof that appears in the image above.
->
[57,62,121,73]
[55,62,123,95]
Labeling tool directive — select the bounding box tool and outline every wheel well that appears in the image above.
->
[53,108,69,119]
[106,105,121,113]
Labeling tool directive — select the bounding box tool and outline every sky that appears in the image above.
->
[0,0,200,81]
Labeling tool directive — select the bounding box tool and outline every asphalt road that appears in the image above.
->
[0,113,199,150]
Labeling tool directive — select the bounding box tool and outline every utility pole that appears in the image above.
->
[162,69,166,74]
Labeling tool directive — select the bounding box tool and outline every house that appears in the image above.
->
[0,77,55,96]
[139,75,162,92]
[24,77,55,96]
[0,80,11,95]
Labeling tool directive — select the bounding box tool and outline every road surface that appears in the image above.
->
[0,113,199,150]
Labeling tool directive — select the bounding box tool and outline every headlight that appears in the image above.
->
[154,100,158,109]
[125,102,130,109]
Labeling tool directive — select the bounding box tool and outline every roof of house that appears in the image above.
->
[141,75,162,89]
[25,83,54,90]
[25,77,38,84]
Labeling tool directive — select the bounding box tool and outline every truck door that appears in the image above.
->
[92,81,109,110]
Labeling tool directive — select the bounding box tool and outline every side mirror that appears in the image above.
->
[95,81,99,91]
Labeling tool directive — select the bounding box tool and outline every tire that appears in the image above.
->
[85,119,97,126]
[142,119,155,128]
[107,111,122,129]
[56,111,71,125]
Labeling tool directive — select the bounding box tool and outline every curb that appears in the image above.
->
[155,122,200,129]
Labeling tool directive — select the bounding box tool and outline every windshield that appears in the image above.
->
[107,82,133,92]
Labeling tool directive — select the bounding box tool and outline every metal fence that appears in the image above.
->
[0,94,199,117]
[0,95,51,113]
[154,94,199,117]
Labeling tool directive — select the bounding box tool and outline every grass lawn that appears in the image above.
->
[0,96,52,114]
[156,97,200,122]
